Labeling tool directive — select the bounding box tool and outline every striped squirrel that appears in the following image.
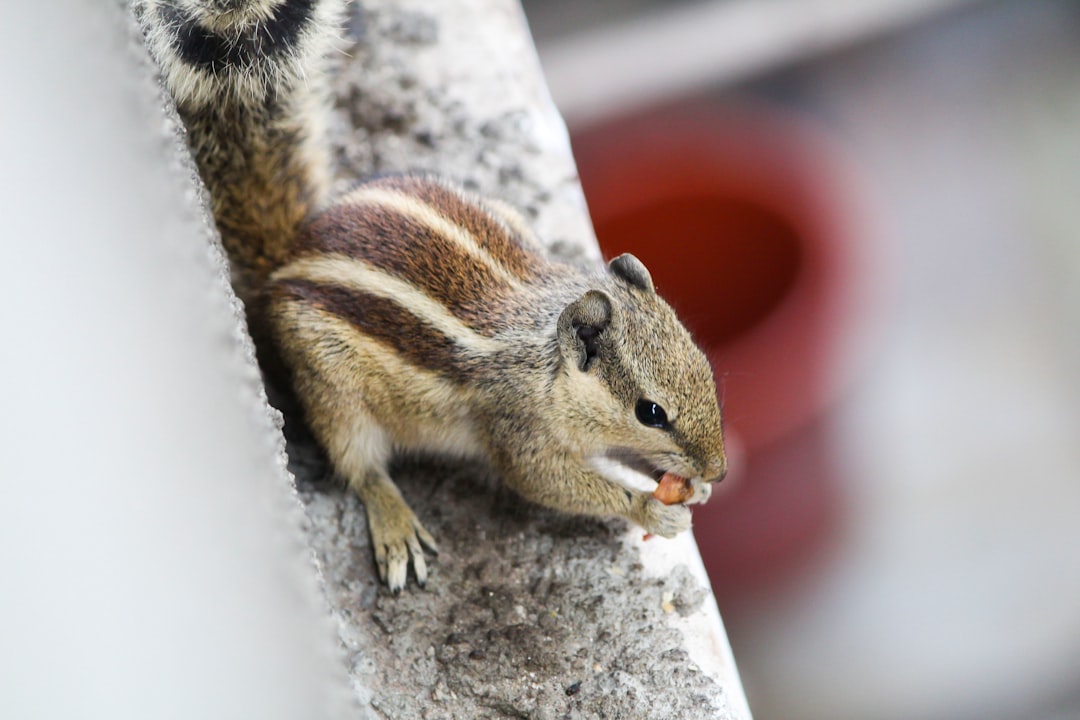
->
[139,0,727,591]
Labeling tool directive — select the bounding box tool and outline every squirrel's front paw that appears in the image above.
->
[367,505,438,592]
[361,482,438,592]
[686,476,713,505]
[633,496,692,538]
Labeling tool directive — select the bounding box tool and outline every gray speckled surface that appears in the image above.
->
[326,0,599,267]
[287,444,733,718]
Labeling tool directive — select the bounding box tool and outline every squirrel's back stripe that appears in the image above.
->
[371,177,544,282]
[272,253,502,351]
[273,278,483,384]
[338,186,525,287]
[293,191,542,334]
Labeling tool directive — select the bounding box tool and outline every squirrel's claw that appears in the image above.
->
[373,519,435,593]
[361,475,437,592]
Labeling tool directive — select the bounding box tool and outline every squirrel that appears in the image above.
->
[138,0,727,591]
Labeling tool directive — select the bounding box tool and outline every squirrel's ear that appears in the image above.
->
[557,290,613,371]
[608,253,655,293]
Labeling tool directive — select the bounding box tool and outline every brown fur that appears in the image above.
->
[292,199,518,333]
[374,175,545,280]
[264,178,726,589]
[186,105,323,299]
[272,277,484,383]
[140,0,727,591]
[138,0,340,302]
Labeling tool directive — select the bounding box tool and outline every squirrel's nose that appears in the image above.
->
[703,454,727,483]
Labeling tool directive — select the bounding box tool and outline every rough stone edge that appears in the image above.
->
[636,533,755,720]
[121,2,365,717]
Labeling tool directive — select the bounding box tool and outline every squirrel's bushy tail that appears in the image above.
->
[138,0,343,302]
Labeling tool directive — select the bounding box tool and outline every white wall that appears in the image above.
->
[0,4,354,718]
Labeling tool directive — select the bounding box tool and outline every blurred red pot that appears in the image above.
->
[572,102,875,591]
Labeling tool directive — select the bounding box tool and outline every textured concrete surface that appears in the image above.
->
[144,0,751,717]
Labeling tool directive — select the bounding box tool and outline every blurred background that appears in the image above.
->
[519,0,1080,718]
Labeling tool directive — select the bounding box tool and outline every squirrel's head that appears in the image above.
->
[555,254,727,497]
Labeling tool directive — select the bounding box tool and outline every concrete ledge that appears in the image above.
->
[136,0,752,716]
[295,2,752,716]
[295,454,750,717]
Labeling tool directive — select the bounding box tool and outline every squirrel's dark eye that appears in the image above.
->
[635,399,669,429]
